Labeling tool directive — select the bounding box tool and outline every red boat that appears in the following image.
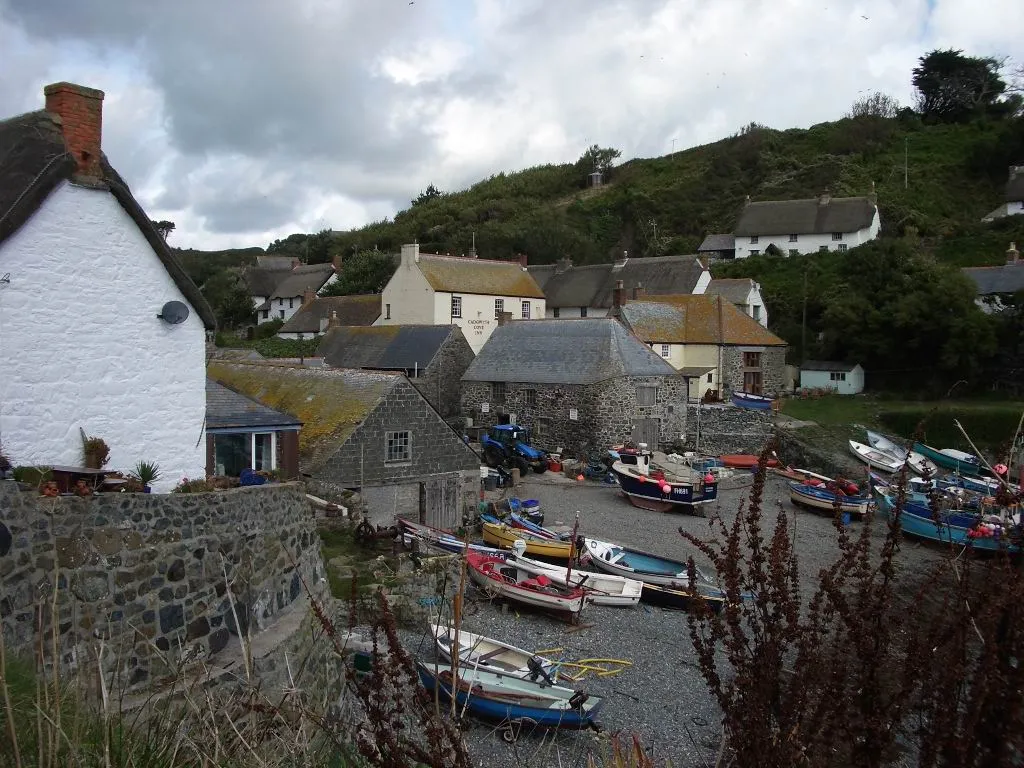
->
[466,553,586,619]
[719,454,780,470]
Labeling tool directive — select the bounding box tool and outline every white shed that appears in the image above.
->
[799,361,865,395]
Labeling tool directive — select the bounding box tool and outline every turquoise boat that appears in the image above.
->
[873,487,1019,553]
[911,442,983,476]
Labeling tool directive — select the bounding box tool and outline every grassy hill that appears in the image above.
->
[321,114,1024,267]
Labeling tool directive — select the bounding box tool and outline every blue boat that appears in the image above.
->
[611,447,718,514]
[873,487,1020,553]
[416,661,604,731]
[731,391,775,411]
[911,442,982,476]
[503,512,573,541]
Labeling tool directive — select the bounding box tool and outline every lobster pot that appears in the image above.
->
[522,499,544,527]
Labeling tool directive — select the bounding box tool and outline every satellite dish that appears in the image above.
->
[157,300,190,325]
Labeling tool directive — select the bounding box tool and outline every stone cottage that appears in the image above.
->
[208,361,481,526]
[317,325,475,419]
[461,318,701,458]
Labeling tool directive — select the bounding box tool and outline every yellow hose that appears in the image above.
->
[534,648,564,655]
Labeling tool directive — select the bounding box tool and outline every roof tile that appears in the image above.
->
[417,254,545,298]
[735,196,876,236]
[620,295,786,346]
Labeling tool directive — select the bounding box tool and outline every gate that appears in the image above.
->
[631,418,660,449]
[420,473,461,529]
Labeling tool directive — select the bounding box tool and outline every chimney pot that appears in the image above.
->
[1008,241,1020,265]
[613,279,625,309]
[818,190,831,206]
[332,253,343,273]
[44,82,105,180]
[518,253,528,268]
[302,287,317,306]
[328,310,341,328]
[632,283,644,300]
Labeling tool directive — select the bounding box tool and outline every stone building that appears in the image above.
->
[208,361,480,525]
[317,324,475,418]
[461,318,702,458]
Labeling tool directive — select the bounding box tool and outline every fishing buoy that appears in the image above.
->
[704,473,715,484]
[576,474,584,482]
[661,484,671,494]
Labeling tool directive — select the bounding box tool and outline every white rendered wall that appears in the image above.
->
[431,292,546,353]
[734,210,880,259]
[380,257,435,326]
[0,182,207,491]
[543,306,608,319]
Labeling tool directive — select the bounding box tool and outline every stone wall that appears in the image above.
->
[0,482,324,693]
[720,345,788,396]
[415,329,476,418]
[680,403,773,455]
[462,375,689,458]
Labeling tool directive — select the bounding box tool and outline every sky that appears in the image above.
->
[1,0,1021,251]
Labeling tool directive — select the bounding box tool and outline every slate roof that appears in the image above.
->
[416,253,545,298]
[962,263,1024,295]
[528,255,709,309]
[801,360,860,372]
[205,379,302,430]
[734,196,877,236]
[207,361,399,470]
[704,278,755,306]
[318,325,461,370]
[698,233,736,252]
[462,318,677,385]
[279,294,381,334]
[619,296,787,346]
[0,108,216,329]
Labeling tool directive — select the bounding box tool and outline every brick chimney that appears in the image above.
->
[1008,242,1020,265]
[401,243,420,266]
[818,189,831,206]
[612,279,625,309]
[327,310,341,328]
[332,252,343,274]
[632,283,644,300]
[44,82,105,180]
[302,287,317,306]
[518,253,528,268]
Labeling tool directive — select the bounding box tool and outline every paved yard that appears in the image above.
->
[444,470,942,768]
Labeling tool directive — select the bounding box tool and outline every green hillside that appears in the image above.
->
[319,114,1024,267]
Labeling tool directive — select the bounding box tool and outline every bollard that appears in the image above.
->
[511,467,521,487]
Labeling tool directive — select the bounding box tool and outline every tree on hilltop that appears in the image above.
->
[412,184,443,207]
[151,220,175,241]
[913,49,1008,123]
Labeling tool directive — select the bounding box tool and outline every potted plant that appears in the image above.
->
[129,461,161,493]
[82,435,110,469]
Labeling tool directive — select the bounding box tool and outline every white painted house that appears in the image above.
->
[799,361,865,395]
[981,166,1024,222]
[0,82,216,491]
[733,192,880,259]
[380,243,546,353]
[703,277,769,327]
[245,260,338,324]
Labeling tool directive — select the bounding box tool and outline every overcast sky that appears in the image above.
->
[1,0,1021,250]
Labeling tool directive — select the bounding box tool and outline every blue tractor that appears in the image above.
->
[480,424,549,476]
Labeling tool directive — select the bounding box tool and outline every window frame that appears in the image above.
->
[385,430,412,464]
[524,388,537,407]
[491,381,506,404]
[494,298,504,319]
[552,307,560,318]
[521,300,530,319]
[750,235,759,244]
[788,234,798,242]
[743,351,761,368]
[580,306,588,318]
[832,232,843,241]
[451,295,462,318]
[636,386,658,406]
[660,344,670,358]
[838,243,848,252]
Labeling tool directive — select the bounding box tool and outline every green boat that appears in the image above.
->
[911,442,983,476]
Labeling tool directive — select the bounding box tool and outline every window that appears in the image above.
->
[254,433,273,471]
[524,389,537,407]
[262,310,269,319]
[289,298,294,309]
[660,344,670,358]
[213,433,277,477]
[819,246,828,253]
[637,386,657,406]
[279,309,285,319]
[491,382,506,403]
[832,232,843,241]
[580,306,588,317]
[535,417,551,437]
[385,303,391,320]
[750,236,759,244]
[788,234,798,242]
[838,243,848,252]
[707,372,713,383]
[451,295,462,318]
[494,298,504,319]
[552,307,560,318]
[789,249,799,257]
[521,301,530,319]
[385,431,411,463]
[752,305,761,321]
[749,249,760,256]
[830,371,847,382]
[743,351,761,367]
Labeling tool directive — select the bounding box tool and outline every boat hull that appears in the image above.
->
[789,482,870,517]
[912,442,982,476]
[416,663,603,730]
[875,489,1019,552]
[611,462,718,514]
[849,440,903,473]
[731,391,775,411]
[640,582,726,613]
[482,521,575,560]
[468,554,585,615]
[430,623,559,680]
[509,554,643,607]
[865,431,937,476]
[719,454,780,470]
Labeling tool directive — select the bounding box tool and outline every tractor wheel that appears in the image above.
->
[532,462,548,474]
[483,447,502,468]
[513,456,530,478]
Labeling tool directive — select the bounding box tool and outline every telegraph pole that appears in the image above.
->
[904,137,908,189]
[801,268,808,364]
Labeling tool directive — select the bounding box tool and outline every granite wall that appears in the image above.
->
[0,481,324,693]
[720,345,788,396]
[680,403,774,455]
[415,329,476,418]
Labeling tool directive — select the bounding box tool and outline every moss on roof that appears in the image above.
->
[417,254,545,298]
[621,295,786,346]
[207,361,398,470]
